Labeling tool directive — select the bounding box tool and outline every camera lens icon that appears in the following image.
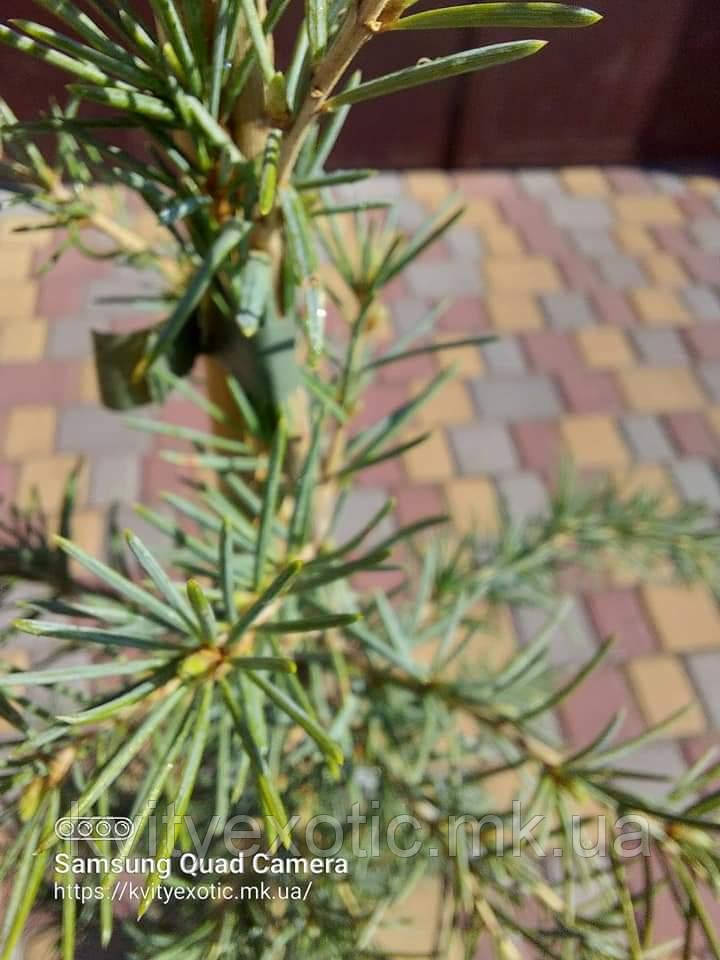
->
[54,817,135,841]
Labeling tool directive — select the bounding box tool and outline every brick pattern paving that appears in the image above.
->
[2,168,720,775]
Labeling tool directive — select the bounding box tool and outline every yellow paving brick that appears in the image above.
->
[487,292,544,331]
[576,327,634,370]
[561,415,630,469]
[414,378,473,427]
[561,167,609,196]
[486,255,562,292]
[613,195,683,225]
[463,604,516,671]
[404,429,454,482]
[0,216,49,248]
[480,223,524,255]
[17,456,89,514]
[0,282,37,319]
[631,288,691,326]
[643,253,687,288]
[71,507,105,558]
[707,406,720,436]
[687,175,720,197]
[616,223,656,255]
[612,464,677,506]
[373,878,462,960]
[0,318,46,362]
[80,357,101,405]
[462,197,502,228]
[445,477,499,534]
[4,406,56,459]
[434,337,485,377]
[618,367,704,412]
[0,245,34,282]
[642,584,720,652]
[405,170,452,206]
[628,655,706,735]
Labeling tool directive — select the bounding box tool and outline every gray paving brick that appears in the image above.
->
[687,651,720,727]
[547,196,613,230]
[613,741,686,801]
[620,414,675,461]
[630,329,689,365]
[518,169,565,198]
[47,314,111,358]
[596,254,647,290]
[691,217,720,253]
[391,298,429,337]
[334,488,394,545]
[57,407,151,454]
[683,285,720,321]
[482,338,526,374]
[449,422,518,474]
[569,228,619,258]
[394,197,429,232]
[541,291,596,329]
[671,458,720,510]
[90,454,141,505]
[471,375,563,421]
[87,267,164,311]
[699,361,720,402]
[497,472,549,525]
[447,225,484,259]
[406,259,483,298]
[115,502,171,558]
[651,172,686,195]
[513,599,597,664]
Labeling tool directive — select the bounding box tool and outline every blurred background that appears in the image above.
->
[2,0,719,169]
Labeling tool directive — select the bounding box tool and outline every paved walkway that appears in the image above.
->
[1,168,720,776]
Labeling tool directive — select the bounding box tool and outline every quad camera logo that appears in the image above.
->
[54,817,135,842]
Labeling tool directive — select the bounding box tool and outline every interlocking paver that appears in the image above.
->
[471,375,563,421]
[620,413,675,461]
[548,196,613,230]
[682,286,720,322]
[481,338,526,374]
[487,293,544,331]
[561,415,630,468]
[404,430,454,482]
[449,422,518,475]
[58,407,151,454]
[664,411,719,458]
[613,195,683,224]
[569,229,619,258]
[585,588,657,658]
[523,330,583,374]
[630,329,689,366]
[698,361,720,402]
[541,291,595,329]
[643,584,720,652]
[445,476,499,534]
[643,252,687,287]
[690,217,720,253]
[628,655,706,735]
[486,256,562,292]
[90,454,141,506]
[596,254,647,290]
[612,741,687,800]
[561,168,609,196]
[632,288,691,326]
[576,327,634,369]
[618,367,704,412]
[687,652,720,727]
[496,471,548,525]
[406,259,483,298]
[4,406,56,459]
[670,458,720,510]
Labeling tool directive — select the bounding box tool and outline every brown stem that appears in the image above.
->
[277,0,389,185]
